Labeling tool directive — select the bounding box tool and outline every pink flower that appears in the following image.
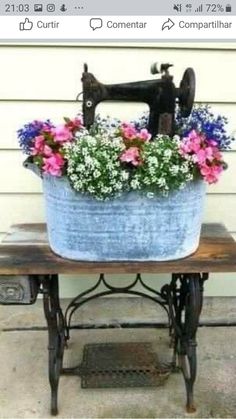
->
[207,139,218,147]
[51,125,73,143]
[200,164,223,184]
[179,142,192,155]
[42,124,52,133]
[66,117,83,131]
[182,130,202,153]
[42,153,65,177]
[212,147,222,161]
[120,147,141,166]
[121,123,138,140]
[43,145,53,157]
[195,147,213,164]
[31,136,53,157]
[204,146,214,161]
[31,135,45,155]
[73,116,83,127]
[137,129,151,142]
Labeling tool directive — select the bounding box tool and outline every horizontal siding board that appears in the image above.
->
[205,195,236,232]
[0,150,236,194]
[0,195,45,232]
[0,101,235,150]
[0,194,235,233]
[0,233,6,242]
[0,151,42,192]
[0,47,235,101]
[0,101,148,149]
[203,273,236,296]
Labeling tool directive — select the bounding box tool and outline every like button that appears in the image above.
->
[19,18,33,31]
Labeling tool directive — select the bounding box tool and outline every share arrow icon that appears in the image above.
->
[162,18,175,31]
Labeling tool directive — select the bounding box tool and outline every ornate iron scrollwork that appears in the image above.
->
[64,273,170,340]
[40,272,208,415]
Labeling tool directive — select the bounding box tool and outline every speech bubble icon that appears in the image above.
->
[90,18,103,31]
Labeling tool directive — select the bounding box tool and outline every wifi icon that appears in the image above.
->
[195,4,203,12]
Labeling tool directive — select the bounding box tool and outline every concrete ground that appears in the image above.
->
[0,298,236,418]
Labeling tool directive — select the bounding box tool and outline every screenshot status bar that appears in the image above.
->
[0,1,234,15]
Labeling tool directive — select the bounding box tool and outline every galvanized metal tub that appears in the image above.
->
[42,174,206,261]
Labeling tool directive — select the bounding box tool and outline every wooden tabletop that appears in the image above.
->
[0,223,236,275]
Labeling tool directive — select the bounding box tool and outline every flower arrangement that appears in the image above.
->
[18,105,233,201]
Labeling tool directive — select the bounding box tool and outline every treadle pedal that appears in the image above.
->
[77,342,172,388]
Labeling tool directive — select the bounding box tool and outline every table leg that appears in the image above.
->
[41,274,66,415]
[165,273,208,413]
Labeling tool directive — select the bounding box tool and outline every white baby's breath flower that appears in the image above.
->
[148,156,158,166]
[94,170,101,178]
[173,134,181,143]
[116,182,123,190]
[64,120,196,200]
[186,173,194,181]
[157,178,166,187]
[131,178,141,189]
[170,165,179,175]
[180,163,189,173]
[87,137,97,146]
[111,137,124,148]
[164,149,172,159]
[84,155,94,166]
[121,171,129,181]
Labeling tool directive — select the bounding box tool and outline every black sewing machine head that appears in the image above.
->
[81,62,195,137]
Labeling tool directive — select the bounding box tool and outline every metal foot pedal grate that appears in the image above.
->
[77,342,172,388]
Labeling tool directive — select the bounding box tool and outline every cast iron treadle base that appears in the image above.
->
[63,342,172,388]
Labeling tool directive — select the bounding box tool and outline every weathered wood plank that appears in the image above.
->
[3,224,47,244]
[0,223,236,274]
[3,223,234,244]
[3,223,235,245]
[201,223,235,241]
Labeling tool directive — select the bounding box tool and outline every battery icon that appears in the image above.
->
[225,4,232,12]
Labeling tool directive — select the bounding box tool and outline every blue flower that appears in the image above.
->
[132,105,234,150]
[17,120,53,154]
[132,113,149,131]
[175,105,234,150]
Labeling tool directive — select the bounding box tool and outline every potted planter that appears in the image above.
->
[19,107,231,262]
[42,174,205,261]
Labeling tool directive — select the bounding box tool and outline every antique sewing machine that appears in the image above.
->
[82,62,196,137]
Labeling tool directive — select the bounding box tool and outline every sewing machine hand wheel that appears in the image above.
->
[178,68,196,117]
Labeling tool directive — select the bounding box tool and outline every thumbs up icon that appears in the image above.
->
[19,18,33,31]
